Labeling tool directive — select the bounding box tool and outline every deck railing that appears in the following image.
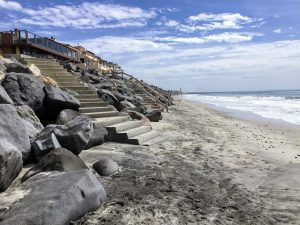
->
[0,29,78,61]
[113,71,172,112]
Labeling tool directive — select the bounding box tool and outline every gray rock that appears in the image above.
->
[97,89,121,109]
[16,105,44,142]
[43,85,80,120]
[55,109,80,125]
[120,100,136,109]
[0,86,13,104]
[5,58,32,74]
[22,148,89,182]
[2,72,45,115]
[145,109,162,122]
[85,125,108,149]
[93,158,119,176]
[61,88,80,98]
[32,128,61,161]
[0,104,31,191]
[37,116,93,155]
[0,170,106,225]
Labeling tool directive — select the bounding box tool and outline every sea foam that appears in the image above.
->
[183,94,300,125]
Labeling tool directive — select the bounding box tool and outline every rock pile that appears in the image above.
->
[0,56,172,224]
[0,57,107,224]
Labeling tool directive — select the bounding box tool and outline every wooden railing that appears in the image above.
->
[113,71,171,112]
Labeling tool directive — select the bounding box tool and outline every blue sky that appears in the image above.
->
[1,0,300,92]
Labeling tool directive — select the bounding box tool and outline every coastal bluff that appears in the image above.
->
[0,55,172,224]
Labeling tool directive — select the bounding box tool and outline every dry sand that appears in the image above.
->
[75,97,300,225]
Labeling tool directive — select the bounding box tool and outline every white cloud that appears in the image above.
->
[86,38,300,91]
[273,28,282,34]
[167,13,261,33]
[156,32,262,44]
[74,36,173,56]
[0,1,157,29]
[0,0,22,10]
[188,13,252,23]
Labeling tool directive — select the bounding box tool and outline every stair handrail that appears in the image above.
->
[113,71,169,112]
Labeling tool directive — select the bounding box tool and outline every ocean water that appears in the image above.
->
[182,90,300,126]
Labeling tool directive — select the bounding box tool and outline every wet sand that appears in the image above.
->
[76,97,300,225]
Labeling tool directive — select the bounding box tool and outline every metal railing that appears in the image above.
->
[0,29,78,61]
[113,71,171,112]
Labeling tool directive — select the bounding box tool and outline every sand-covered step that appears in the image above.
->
[79,106,114,113]
[119,125,152,139]
[57,82,85,86]
[33,64,62,69]
[106,121,143,133]
[61,86,89,91]
[75,90,95,95]
[40,68,66,73]
[80,102,108,107]
[128,130,160,145]
[93,116,129,127]
[82,111,120,119]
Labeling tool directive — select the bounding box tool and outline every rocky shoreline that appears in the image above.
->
[0,55,170,224]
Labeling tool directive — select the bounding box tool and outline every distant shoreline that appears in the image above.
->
[176,94,300,129]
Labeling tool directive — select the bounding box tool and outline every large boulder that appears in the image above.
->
[35,116,93,156]
[22,148,89,182]
[5,58,32,74]
[97,89,121,110]
[32,126,61,161]
[120,100,136,109]
[55,109,80,125]
[85,125,108,149]
[2,72,45,115]
[0,86,13,104]
[16,105,44,142]
[43,86,80,120]
[93,158,119,176]
[0,104,31,191]
[145,109,162,122]
[0,170,106,225]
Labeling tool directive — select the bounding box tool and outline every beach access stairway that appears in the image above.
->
[23,58,161,145]
[124,81,164,111]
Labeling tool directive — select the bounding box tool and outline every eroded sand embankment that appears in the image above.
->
[76,98,300,225]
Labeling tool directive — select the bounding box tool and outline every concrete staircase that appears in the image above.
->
[24,58,161,145]
[125,81,164,111]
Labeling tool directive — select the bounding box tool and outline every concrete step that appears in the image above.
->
[79,99,101,103]
[128,131,160,145]
[33,65,63,69]
[119,125,152,138]
[28,62,60,67]
[78,95,99,100]
[82,111,120,119]
[80,102,108,107]
[79,106,114,113]
[41,69,68,74]
[75,90,95,95]
[61,86,89,91]
[107,120,143,133]
[58,82,85,86]
[93,116,129,127]
[46,74,75,79]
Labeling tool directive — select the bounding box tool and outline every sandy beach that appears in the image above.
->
[75,97,300,225]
